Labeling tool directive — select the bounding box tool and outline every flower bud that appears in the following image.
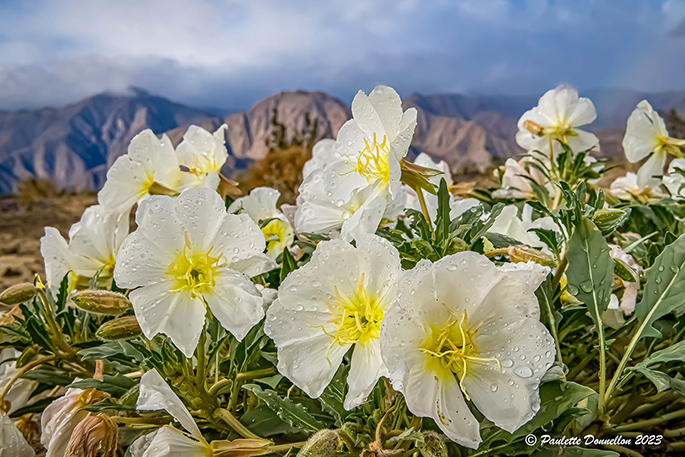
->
[0,283,37,306]
[297,429,339,457]
[523,119,544,136]
[15,346,37,368]
[507,245,555,267]
[593,208,629,235]
[418,431,448,457]
[71,290,132,315]
[64,413,118,457]
[96,315,141,340]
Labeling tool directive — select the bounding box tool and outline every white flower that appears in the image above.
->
[228,187,294,259]
[0,350,37,415]
[176,124,229,189]
[131,369,211,457]
[381,253,555,447]
[609,172,664,200]
[114,187,277,357]
[295,85,416,241]
[0,411,34,457]
[602,244,642,330]
[302,139,338,181]
[405,153,479,221]
[489,204,559,252]
[663,158,685,198]
[516,86,598,156]
[493,158,547,200]
[265,235,401,410]
[98,130,195,213]
[623,101,685,188]
[40,204,129,292]
[41,388,107,457]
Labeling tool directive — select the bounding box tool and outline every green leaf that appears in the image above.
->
[386,427,425,446]
[566,218,614,331]
[629,341,685,393]
[435,178,451,246]
[634,340,685,368]
[240,404,301,437]
[317,363,349,425]
[532,447,618,457]
[280,247,297,283]
[70,374,136,396]
[243,384,325,435]
[633,234,685,340]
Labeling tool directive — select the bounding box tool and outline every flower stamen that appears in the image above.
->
[343,133,391,186]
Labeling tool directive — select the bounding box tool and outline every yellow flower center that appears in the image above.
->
[262,219,290,253]
[421,311,500,400]
[545,122,578,143]
[325,273,385,352]
[656,136,685,158]
[345,133,391,186]
[168,235,221,299]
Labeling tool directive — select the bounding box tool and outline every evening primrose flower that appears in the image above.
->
[490,205,559,253]
[265,235,401,409]
[0,350,37,414]
[40,204,129,292]
[115,187,277,357]
[228,187,294,259]
[623,101,685,188]
[295,85,416,241]
[663,158,685,198]
[609,172,664,201]
[302,139,338,180]
[493,158,548,200]
[603,244,642,329]
[41,388,108,457]
[516,86,598,156]
[380,253,555,447]
[176,124,229,189]
[131,369,210,456]
[0,412,34,457]
[99,130,196,213]
[405,153,479,221]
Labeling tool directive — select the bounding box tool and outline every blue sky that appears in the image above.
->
[0,0,684,110]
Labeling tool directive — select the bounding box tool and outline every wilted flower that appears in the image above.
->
[265,235,401,409]
[516,86,598,156]
[0,411,35,457]
[405,153,479,221]
[663,158,685,198]
[41,388,108,457]
[623,101,685,188]
[176,124,229,189]
[64,413,118,457]
[295,85,416,241]
[381,253,555,447]
[40,204,128,292]
[114,187,276,357]
[229,187,295,259]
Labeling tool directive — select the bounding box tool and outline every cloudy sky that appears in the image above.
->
[1,0,684,111]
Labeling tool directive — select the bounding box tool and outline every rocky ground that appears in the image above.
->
[0,192,97,291]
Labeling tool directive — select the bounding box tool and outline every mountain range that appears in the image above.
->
[1,87,684,194]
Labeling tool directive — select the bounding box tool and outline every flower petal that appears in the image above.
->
[129,282,206,358]
[344,339,388,410]
[137,369,201,438]
[142,426,210,457]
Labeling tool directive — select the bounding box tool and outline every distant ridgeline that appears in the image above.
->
[1,87,684,194]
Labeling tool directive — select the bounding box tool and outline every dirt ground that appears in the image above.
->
[0,193,97,291]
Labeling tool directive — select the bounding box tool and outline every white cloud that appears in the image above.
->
[0,0,683,110]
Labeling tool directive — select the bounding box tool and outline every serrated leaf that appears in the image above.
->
[386,427,424,446]
[566,218,614,331]
[317,363,349,425]
[70,374,136,396]
[633,234,685,340]
[240,404,300,437]
[435,178,451,246]
[243,384,324,435]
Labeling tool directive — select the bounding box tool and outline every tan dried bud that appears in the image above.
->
[297,429,340,457]
[507,245,555,267]
[523,119,544,137]
[71,290,132,315]
[418,431,448,457]
[64,413,118,457]
[0,283,37,306]
[96,315,141,340]
[212,438,273,457]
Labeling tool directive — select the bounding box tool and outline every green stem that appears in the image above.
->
[0,355,55,410]
[214,407,263,440]
[270,441,307,453]
[209,378,232,397]
[196,330,206,387]
[609,409,685,433]
[415,187,433,233]
[604,445,643,457]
